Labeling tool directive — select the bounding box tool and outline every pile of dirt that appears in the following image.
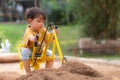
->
[17,61,111,80]
[58,61,102,77]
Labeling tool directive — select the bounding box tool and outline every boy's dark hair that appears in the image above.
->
[26,7,46,20]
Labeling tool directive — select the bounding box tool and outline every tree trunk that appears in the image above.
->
[1,0,9,21]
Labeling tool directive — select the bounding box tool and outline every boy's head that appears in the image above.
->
[26,7,46,32]
[26,7,46,20]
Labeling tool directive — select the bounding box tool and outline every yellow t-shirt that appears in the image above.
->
[22,26,50,51]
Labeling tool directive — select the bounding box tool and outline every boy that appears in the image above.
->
[21,7,59,74]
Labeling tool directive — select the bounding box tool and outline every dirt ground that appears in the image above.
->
[0,57,120,80]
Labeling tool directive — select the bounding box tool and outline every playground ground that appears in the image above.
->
[0,57,120,80]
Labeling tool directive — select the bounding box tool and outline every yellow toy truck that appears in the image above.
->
[17,22,66,70]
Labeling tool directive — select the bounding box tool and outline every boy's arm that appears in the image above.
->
[24,33,37,47]
[55,27,60,36]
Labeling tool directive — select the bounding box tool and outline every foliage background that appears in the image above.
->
[1,0,120,59]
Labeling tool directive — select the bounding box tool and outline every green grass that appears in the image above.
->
[0,22,120,60]
[58,25,80,56]
[0,23,79,56]
[0,22,27,52]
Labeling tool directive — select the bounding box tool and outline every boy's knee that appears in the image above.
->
[46,60,54,68]
[21,48,32,60]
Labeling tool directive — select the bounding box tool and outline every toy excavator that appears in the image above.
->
[17,22,67,70]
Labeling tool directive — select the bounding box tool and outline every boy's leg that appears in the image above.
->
[45,50,54,68]
[45,60,54,68]
[22,59,31,73]
[21,48,32,74]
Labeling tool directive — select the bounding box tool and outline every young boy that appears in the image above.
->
[21,7,59,74]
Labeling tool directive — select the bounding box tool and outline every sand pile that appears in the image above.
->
[17,61,111,80]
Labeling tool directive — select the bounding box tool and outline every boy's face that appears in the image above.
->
[29,16,45,32]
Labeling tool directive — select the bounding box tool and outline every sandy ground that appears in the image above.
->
[0,57,120,80]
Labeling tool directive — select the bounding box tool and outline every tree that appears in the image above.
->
[72,0,120,40]
[40,0,74,25]
[1,0,9,21]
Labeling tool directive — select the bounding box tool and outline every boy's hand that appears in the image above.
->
[55,28,60,36]
[55,25,60,35]
[29,35,37,42]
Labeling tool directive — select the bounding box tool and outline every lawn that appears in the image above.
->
[0,22,120,59]
[0,22,80,56]
[0,22,27,52]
